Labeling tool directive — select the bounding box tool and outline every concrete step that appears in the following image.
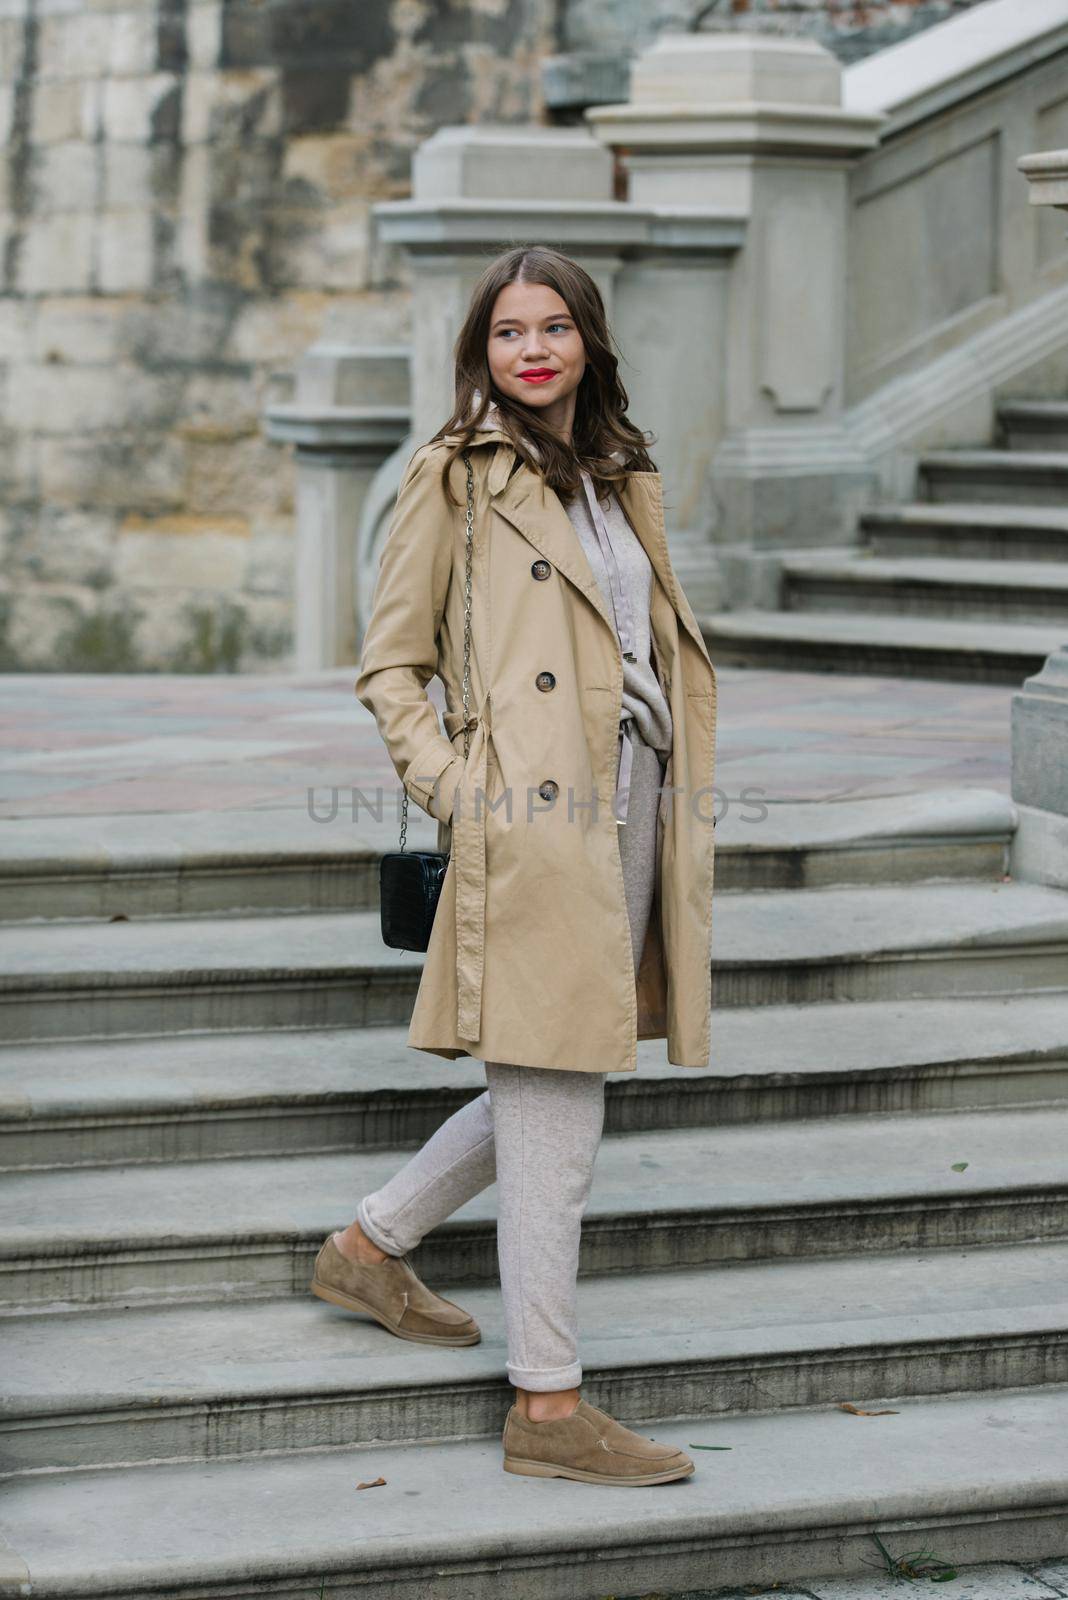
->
[3,1104,1066,1309]
[0,811,387,924]
[3,880,1067,1045]
[999,400,1068,452]
[0,789,1016,925]
[3,992,1067,1170]
[698,608,1062,683]
[780,552,1068,624]
[0,1382,1065,1600]
[0,909,410,1042]
[920,449,1068,507]
[3,1240,1066,1473]
[861,501,1068,562]
[707,786,1014,890]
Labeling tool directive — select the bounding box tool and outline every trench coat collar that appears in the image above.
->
[442,409,715,680]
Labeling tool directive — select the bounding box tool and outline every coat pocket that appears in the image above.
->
[402,732,465,825]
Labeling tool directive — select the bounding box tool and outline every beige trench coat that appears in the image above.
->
[355,425,718,1074]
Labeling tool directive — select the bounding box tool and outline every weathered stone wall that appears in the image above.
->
[563,0,980,62]
[0,0,553,672]
[0,0,982,672]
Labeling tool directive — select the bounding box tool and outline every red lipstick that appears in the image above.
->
[519,368,557,383]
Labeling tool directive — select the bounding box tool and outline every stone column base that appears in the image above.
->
[1009,804,1068,890]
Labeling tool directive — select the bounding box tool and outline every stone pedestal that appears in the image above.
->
[588,33,884,575]
[1010,646,1068,888]
[373,123,744,609]
[263,346,409,671]
[376,126,621,448]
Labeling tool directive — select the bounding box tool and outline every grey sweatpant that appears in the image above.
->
[357,726,665,1391]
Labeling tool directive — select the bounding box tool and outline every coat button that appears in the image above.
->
[535,671,556,692]
[537,779,559,802]
[531,559,551,580]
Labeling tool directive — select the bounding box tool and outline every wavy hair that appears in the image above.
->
[430,244,657,507]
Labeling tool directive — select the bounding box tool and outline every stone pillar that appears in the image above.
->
[1011,648,1068,887]
[587,33,884,600]
[610,233,735,611]
[373,124,743,607]
[377,127,622,447]
[263,346,409,671]
[1011,148,1068,887]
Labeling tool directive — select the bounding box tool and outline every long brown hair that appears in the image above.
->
[431,245,657,507]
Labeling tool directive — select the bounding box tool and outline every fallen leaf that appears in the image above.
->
[688,1443,733,1450]
[838,1402,899,1416]
[356,1477,387,1490]
[951,1161,968,1171]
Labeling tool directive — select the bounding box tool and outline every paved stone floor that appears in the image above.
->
[0,664,1015,822]
[625,1554,1068,1599]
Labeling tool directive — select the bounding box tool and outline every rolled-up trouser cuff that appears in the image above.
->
[507,1359,584,1392]
[355,1197,405,1257]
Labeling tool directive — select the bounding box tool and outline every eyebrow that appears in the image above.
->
[490,313,574,331]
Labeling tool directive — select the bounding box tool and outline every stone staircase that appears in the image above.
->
[2,796,1068,1598]
[701,399,1068,684]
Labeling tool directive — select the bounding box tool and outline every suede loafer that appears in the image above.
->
[310,1233,480,1346]
[503,1398,695,1485]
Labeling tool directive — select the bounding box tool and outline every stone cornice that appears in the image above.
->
[1018,148,1068,212]
[585,100,884,159]
[263,405,410,455]
[372,198,746,256]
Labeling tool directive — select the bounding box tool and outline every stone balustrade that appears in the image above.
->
[267,2,1068,673]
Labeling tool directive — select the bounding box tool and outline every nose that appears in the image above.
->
[520,329,549,361]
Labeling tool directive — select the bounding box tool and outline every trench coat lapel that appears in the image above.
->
[615,474,717,687]
[489,462,618,644]
[485,441,716,689]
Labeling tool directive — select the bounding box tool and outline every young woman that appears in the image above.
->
[310,245,718,1486]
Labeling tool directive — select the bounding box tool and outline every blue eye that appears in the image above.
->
[498,323,571,337]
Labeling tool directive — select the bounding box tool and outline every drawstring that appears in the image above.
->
[616,717,635,826]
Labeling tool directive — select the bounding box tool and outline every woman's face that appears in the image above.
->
[486,280,586,419]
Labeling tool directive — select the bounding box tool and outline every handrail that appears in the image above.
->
[843,0,1068,139]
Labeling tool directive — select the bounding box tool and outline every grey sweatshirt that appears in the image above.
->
[561,477,673,822]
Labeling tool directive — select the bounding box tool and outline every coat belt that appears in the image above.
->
[452,709,489,1041]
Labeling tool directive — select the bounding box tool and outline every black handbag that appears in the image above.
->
[379,450,476,952]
